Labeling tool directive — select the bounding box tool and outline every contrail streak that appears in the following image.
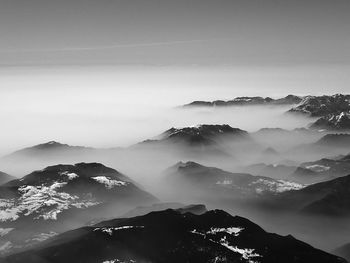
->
[1,39,222,53]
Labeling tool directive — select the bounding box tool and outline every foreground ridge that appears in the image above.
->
[1,208,345,263]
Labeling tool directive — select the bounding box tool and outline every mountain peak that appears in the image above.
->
[310,111,350,131]
[289,94,350,117]
[163,124,248,139]
[47,140,60,145]
[173,161,204,170]
[35,140,67,147]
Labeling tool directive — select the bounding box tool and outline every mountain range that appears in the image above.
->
[164,161,304,202]
[1,94,350,262]
[184,94,350,131]
[290,153,350,183]
[0,208,345,263]
[183,95,302,107]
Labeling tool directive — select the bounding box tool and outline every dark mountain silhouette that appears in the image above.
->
[1,208,345,263]
[267,174,350,216]
[333,243,350,262]
[122,203,207,218]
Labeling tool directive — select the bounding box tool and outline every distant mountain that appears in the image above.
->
[165,161,304,201]
[310,111,350,131]
[136,124,257,157]
[241,163,297,180]
[289,167,319,183]
[160,124,249,144]
[1,208,344,263]
[175,204,208,215]
[253,127,315,137]
[0,141,104,176]
[268,174,350,216]
[0,162,156,255]
[0,171,15,185]
[251,127,322,153]
[288,94,350,117]
[290,154,350,184]
[315,134,350,148]
[3,141,95,160]
[120,203,207,219]
[334,243,350,262]
[288,134,350,162]
[262,147,279,156]
[184,95,302,107]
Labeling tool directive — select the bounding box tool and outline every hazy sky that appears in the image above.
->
[0,0,349,66]
[0,0,349,154]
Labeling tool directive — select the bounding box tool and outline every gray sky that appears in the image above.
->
[0,0,349,66]
[0,0,349,154]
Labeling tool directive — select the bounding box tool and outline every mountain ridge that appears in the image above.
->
[0,208,345,263]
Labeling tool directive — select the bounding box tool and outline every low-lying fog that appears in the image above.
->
[1,64,341,155]
[1,65,350,256]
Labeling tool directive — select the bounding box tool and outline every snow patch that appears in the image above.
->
[102,260,137,263]
[305,164,330,172]
[0,228,14,237]
[0,199,18,222]
[94,226,144,236]
[92,176,128,189]
[60,171,79,180]
[216,180,233,185]
[207,227,243,236]
[251,179,304,193]
[0,241,12,252]
[27,231,58,243]
[219,236,261,263]
[190,228,261,263]
[0,182,99,222]
[191,227,243,237]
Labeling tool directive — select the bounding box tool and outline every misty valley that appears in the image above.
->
[0,94,349,263]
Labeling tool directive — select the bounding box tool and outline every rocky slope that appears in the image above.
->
[310,111,350,131]
[288,94,350,117]
[0,163,156,255]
